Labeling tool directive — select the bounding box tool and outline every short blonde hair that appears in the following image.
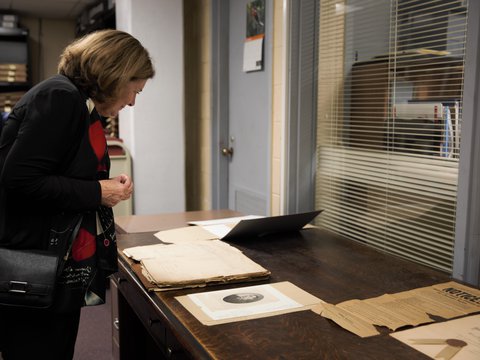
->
[58,29,155,103]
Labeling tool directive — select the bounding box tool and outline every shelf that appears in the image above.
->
[76,0,116,36]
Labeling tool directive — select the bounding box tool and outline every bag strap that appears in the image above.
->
[62,215,83,261]
[48,213,83,277]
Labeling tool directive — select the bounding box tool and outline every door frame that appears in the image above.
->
[211,0,230,209]
[211,0,273,214]
[211,0,318,214]
[453,0,480,286]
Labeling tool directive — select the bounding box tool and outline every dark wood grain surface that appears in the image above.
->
[116,221,452,360]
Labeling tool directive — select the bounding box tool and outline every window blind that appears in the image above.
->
[315,0,468,272]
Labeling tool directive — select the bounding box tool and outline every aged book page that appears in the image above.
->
[123,240,270,288]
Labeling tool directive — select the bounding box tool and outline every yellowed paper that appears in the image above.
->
[413,282,480,316]
[365,294,434,329]
[124,240,270,288]
[335,298,422,331]
[123,243,167,261]
[153,226,218,244]
[391,289,466,320]
[316,282,480,338]
[176,281,324,325]
[391,314,480,360]
[314,302,380,338]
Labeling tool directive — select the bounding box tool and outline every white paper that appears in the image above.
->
[243,37,263,72]
[391,315,480,360]
[201,224,233,238]
[187,283,302,320]
[188,215,264,226]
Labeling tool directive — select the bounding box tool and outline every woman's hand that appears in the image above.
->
[99,174,133,207]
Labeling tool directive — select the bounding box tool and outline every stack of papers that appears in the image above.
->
[123,240,270,290]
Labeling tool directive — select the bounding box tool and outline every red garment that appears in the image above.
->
[71,109,106,262]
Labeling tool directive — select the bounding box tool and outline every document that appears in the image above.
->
[313,281,480,338]
[391,314,480,360]
[123,240,270,289]
[176,281,324,325]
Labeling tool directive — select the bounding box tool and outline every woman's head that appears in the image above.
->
[58,29,155,107]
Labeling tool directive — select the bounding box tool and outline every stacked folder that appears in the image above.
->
[123,240,271,291]
[0,91,25,113]
[0,63,28,83]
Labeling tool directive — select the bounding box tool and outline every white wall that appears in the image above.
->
[116,0,186,214]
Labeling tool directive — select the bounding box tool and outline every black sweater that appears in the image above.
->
[0,75,103,249]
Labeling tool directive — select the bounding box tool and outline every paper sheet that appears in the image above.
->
[391,314,480,360]
[187,283,302,320]
[320,302,380,338]
[153,226,218,244]
[201,224,235,239]
[243,36,263,72]
[188,215,264,226]
[189,215,265,239]
[176,281,324,325]
[312,281,480,338]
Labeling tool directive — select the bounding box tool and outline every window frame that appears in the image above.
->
[453,0,480,287]
[285,0,480,286]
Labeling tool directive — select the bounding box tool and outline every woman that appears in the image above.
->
[0,29,154,359]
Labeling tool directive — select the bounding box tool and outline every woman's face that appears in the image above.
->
[93,79,148,118]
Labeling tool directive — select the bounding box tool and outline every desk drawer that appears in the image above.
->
[115,269,187,359]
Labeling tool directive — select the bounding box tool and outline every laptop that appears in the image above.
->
[221,210,323,241]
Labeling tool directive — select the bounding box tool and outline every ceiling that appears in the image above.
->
[0,0,98,20]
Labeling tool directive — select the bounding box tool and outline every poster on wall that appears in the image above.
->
[243,0,265,72]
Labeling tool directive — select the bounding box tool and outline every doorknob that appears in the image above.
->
[221,147,234,157]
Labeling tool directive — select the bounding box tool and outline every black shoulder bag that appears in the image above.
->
[0,213,83,309]
[0,94,86,309]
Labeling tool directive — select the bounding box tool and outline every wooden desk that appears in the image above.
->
[113,211,451,359]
